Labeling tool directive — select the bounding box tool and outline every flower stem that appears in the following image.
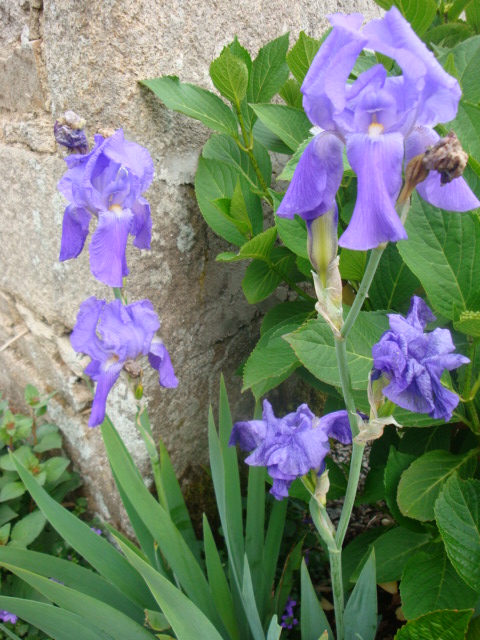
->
[340,245,385,339]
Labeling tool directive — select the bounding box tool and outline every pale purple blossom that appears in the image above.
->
[277,8,479,251]
[71,297,177,427]
[0,610,18,624]
[58,129,154,286]
[372,296,469,421]
[230,401,352,500]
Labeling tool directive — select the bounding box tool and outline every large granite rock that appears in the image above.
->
[0,0,381,521]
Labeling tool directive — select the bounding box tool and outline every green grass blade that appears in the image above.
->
[0,547,144,623]
[0,597,114,640]
[203,515,239,640]
[101,417,224,630]
[0,565,153,640]
[117,539,226,640]
[10,454,155,610]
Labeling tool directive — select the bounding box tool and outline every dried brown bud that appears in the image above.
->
[124,359,142,378]
[97,127,116,139]
[397,153,429,204]
[423,131,468,185]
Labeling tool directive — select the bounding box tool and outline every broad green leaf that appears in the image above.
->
[118,541,225,640]
[398,450,477,521]
[33,431,62,452]
[9,510,45,547]
[425,23,475,48]
[141,76,238,136]
[339,248,367,282]
[394,609,473,640]
[398,195,480,321]
[277,137,312,182]
[437,36,480,103]
[467,2,480,32]
[248,34,290,105]
[227,179,253,236]
[300,561,333,640]
[352,527,431,584]
[454,310,480,337]
[11,454,155,610]
[261,300,314,335]
[369,244,420,310]
[401,546,478,620]
[0,504,16,528]
[446,100,480,163]
[195,156,249,246]
[384,448,429,533]
[216,227,277,262]
[467,616,480,640]
[210,47,248,104]
[44,457,70,485]
[279,78,303,109]
[286,312,389,390]
[203,133,272,191]
[252,119,292,154]
[242,247,295,303]
[435,475,480,591]
[398,426,452,456]
[0,566,153,640]
[287,31,321,84]
[376,0,437,37]
[0,482,25,502]
[250,104,311,152]
[228,36,252,73]
[344,550,377,640]
[275,214,308,259]
[0,596,113,640]
[0,546,144,622]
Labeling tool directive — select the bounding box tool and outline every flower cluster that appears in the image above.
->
[277,8,479,251]
[229,400,352,500]
[58,129,154,287]
[71,297,177,427]
[372,296,468,422]
[280,597,299,630]
[0,610,18,624]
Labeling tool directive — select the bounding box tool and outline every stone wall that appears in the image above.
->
[0,0,381,523]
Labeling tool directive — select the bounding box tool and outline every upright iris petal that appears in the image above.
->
[372,296,469,421]
[277,6,479,253]
[58,130,154,286]
[71,297,177,427]
[230,401,352,500]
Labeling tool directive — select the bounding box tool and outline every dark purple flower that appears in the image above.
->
[54,111,89,154]
[71,297,178,427]
[58,129,154,286]
[230,401,352,500]
[281,597,299,629]
[277,8,479,251]
[0,610,18,624]
[372,296,469,421]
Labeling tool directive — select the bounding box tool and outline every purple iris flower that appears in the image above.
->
[71,297,178,427]
[57,129,154,286]
[0,610,18,624]
[372,296,469,421]
[229,401,352,500]
[277,8,479,251]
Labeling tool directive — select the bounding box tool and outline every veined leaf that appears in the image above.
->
[210,47,249,104]
[286,31,321,84]
[248,34,290,105]
[250,104,311,152]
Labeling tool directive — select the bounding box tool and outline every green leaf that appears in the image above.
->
[384,448,427,533]
[425,23,474,48]
[275,214,308,259]
[250,104,311,152]
[44,457,70,485]
[300,560,333,640]
[446,100,480,164]
[342,528,385,590]
[325,458,348,500]
[435,475,480,592]
[0,482,25,502]
[369,244,420,310]
[394,609,473,640]
[454,310,480,337]
[10,510,45,547]
[436,36,480,103]
[245,465,266,618]
[398,195,480,321]
[248,33,290,105]
[377,0,437,37]
[344,550,377,640]
[243,320,303,397]
[277,136,312,182]
[285,312,389,390]
[367,527,431,583]
[279,78,303,109]
[287,31,321,84]
[266,615,282,640]
[0,523,10,545]
[466,2,480,32]
[398,450,477,521]
[398,425,452,456]
[0,566,154,640]
[401,545,478,620]
[467,616,480,640]
[252,119,292,154]
[210,47,248,104]
[218,226,277,262]
[241,556,265,640]
[0,596,114,640]
[339,248,367,282]
[242,248,295,303]
[261,300,314,335]
[33,431,62,453]
[141,76,238,136]
[117,540,225,640]
[0,622,22,640]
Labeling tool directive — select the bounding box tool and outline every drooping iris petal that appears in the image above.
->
[148,339,179,388]
[131,197,153,249]
[340,131,406,250]
[405,126,480,211]
[59,205,92,261]
[70,297,108,362]
[302,13,367,130]
[89,208,134,287]
[405,295,436,330]
[276,132,344,220]
[88,361,123,427]
[363,7,461,126]
[320,410,353,445]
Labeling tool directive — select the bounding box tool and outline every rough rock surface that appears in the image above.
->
[0,0,381,521]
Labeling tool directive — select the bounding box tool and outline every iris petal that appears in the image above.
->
[89,208,134,287]
[148,339,178,388]
[89,362,123,427]
[59,205,91,261]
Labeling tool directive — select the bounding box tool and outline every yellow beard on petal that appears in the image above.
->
[368,122,384,138]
